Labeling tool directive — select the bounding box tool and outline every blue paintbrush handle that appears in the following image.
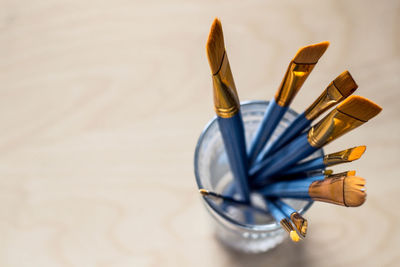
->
[272,198,296,217]
[265,199,286,222]
[223,167,324,209]
[220,183,237,211]
[221,182,255,223]
[282,157,325,175]
[259,176,324,198]
[251,132,317,186]
[257,112,311,161]
[218,113,251,203]
[248,99,288,165]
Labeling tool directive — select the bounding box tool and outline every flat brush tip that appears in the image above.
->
[348,146,367,161]
[206,18,225,75]
[333,70,358,97]
[337,95,382,122]
[293,41,330,64]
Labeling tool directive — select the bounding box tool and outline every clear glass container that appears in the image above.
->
[194,100,323,253]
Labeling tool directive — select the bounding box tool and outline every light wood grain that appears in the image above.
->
[0,0,399,266]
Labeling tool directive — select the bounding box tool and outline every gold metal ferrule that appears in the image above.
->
[326,171,349,179]
[304,82,344,120]
[275,62,315,107]
[308,177,346,206]
[307,110,365,148]
[212,52,240,118]
[323,148,356,166]
[280,218,295,233]
[290,212,308,237]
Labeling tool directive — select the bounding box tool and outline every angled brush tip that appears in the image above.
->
[291,212,308,237]
[333,70,358,97]
[347,170,356,176]
[206,18,225,75]
[348,146,367,161]
[344,176,366,207]
[337,95,382,122]
[293,41,330,64]
[300,219,308,237]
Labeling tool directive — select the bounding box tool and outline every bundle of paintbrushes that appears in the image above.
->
[199,18,382,242]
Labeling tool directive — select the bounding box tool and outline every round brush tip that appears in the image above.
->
[290,231,301,242]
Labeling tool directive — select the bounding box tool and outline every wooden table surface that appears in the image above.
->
[1,0,399,266]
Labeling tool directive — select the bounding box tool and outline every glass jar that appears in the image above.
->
[194,100,323,253]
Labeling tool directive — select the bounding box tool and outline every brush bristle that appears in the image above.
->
[337,95,382,122]
[348,146,366,161]
[291,212,308,237]
[300,220,308,237]
[290,231,301,242]
[333,70,358,97]
[344,176,366,207]
[293,41,330,64]
[347,170,356,176]
[206,18,225,75]
[199,189,209,196]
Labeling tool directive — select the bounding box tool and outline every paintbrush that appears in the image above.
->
[259,176,366,207]
[199,189,268,215]
[251,96,381,186]
[258,70,358,161]
[288,169,355,181]
[248,41,329,165]
[328,170,356,178]
[269,171,355,237]
[202,189,303,241]
[282,146,366,176]
[206,18,251,204]
[255,170,356,189]
[270,198,308,237]
[265,199,301,242]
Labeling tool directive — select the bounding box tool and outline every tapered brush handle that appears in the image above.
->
[282,157,325,175]
[220,183,237,211]
[259,176,324,198]
[266,199,286,222]
[217,113,251,203]
[272,198,296,216]
[257,112,311,162]
[251,132,317,186]
[248,99,288,165]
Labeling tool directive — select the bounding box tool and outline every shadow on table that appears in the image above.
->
[216,237,310,267]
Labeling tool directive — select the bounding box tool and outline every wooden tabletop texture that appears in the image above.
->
[0,0,399,266]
